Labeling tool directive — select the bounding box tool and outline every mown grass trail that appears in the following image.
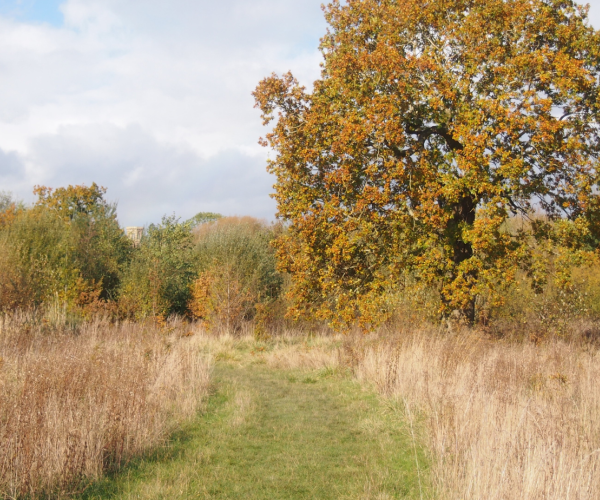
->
[80,345,426,499]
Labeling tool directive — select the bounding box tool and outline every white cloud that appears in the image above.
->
[0,147,26,180]
[27,122,276,225]
[588,0,600,28]
[0,0,325,223]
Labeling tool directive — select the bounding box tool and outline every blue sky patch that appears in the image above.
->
[0,0,64,27]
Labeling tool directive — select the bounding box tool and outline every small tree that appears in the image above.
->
[119,215,195,319]
[189,217,283,332]
[34,183,108,221]
[254,0,600,327]
[34,184,131,301]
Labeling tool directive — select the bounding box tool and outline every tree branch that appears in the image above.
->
[406,125,464,151]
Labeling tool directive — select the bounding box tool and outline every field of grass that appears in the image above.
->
[346,327,600,499]
[3,316,600,499]
[0,313,212,499]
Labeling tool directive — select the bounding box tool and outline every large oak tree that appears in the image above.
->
[254,0,600,327]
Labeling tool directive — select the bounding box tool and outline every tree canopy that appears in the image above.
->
[187,211,223,228]
[254,0,600,328]
[31,184,130,301]
[34,183,110,221]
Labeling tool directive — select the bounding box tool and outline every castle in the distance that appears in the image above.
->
[125,226,143,246]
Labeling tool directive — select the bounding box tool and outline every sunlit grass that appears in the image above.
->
[79,336,428,500]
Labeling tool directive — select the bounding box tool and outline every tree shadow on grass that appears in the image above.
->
[75,386,227,500]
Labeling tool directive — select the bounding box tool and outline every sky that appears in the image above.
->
[0,1,598,227]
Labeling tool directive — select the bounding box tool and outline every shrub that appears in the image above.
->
[0,186,131,314]
[190,217,283,332]
[119,215,195,319]
[0,208,78,309]
[34,183,131,302]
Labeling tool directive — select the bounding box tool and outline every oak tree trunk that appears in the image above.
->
[446,195,477,324]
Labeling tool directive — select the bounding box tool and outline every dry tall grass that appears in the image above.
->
[264,334,340,371]
[0,313,212,499]
[344,329,600,499]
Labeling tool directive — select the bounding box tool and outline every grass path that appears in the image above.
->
[80,347,426,499]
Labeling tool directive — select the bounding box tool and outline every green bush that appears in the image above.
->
[190,217,283,332]
[119,215,195,319]
[0,185,131,314]
[68,205,131,301]
[482,265,600,340]
[1,208,75,307]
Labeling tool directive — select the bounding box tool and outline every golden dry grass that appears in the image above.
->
[344,329,600,499]
[263,335,340,371]
[266,327,600,498]
[3,313,598,499]
[0,313,212,499]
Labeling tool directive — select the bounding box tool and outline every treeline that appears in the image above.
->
[0,185,284,333]
[1,184,600,340]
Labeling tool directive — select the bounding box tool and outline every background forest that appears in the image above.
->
[0,183,599,342]
[0,185,284,334]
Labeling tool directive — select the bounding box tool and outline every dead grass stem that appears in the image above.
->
[345,329,600,499]
[0,313,212,498]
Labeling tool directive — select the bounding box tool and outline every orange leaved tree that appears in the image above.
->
[34,183,108,221]
[254,0,600,328]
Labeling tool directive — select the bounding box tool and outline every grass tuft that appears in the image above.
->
[0,313,212,498]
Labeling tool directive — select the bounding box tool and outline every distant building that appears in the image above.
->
[126,226,143,246]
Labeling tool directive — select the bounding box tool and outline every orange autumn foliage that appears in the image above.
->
[189,269,253,333]
[34,183,107,220]
[254,0,600,328]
